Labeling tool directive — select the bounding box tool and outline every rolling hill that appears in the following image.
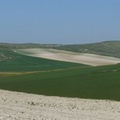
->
[54,41,120,58]
[0,40,120,100]
[1,40,120,60]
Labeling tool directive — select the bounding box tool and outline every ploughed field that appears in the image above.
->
[1,89,120,120]
[16,48,120,66]
[0,48,120,101]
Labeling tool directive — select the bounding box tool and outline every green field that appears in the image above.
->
[0,49,83,72]
[0,63,120,101]
[0,44,120,101]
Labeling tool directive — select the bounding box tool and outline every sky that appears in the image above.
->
[0,0,120,44]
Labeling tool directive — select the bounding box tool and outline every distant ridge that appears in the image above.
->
[0,40,120,60]
[0,43,60,49]
[54,41,120,58]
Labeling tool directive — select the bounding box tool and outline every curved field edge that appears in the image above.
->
[0,64,120,101]
[0,49,85,72]
[15,48,120,66]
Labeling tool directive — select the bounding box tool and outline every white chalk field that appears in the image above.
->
[16,48,120,66]
[0,89,120,120]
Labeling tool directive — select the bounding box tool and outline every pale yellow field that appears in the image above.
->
[16,48,120,66]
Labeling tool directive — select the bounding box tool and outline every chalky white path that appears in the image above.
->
[0,89,120,120]
[16,48,120,66]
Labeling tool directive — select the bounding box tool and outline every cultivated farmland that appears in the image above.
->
[0,42,120,119]
[0,47,120,100]
[0,89,120,120]
[16,48,120,66]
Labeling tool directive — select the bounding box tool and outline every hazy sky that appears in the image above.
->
[0,0,120,44]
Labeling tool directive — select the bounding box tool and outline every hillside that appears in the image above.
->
[0,43,60,61]
[16,48,120,66]
[1,41,120,101]
[54,41,120,58]
[0,45,14,61]
[1,41,120,60]
[0,43,59,49]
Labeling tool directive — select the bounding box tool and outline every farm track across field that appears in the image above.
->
[0,66,89,76]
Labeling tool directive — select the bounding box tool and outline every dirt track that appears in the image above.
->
[16,48,120,66]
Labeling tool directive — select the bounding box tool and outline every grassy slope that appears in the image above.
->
[1,40,120,58]
[55,41,120,58]
[0,45,12,61]
[0,49,83,72]
[1,42,120,101]
[0,64,120,101]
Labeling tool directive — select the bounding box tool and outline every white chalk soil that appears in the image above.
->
[16,48,120,66]
[0,89,120,120]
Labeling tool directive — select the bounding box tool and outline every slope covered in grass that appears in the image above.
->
[55,41,120,58]
[0,63,120,101]
[0,49,84,72]
[0,45,13,61]
[1,40,120,58]
[0,43,120,101]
